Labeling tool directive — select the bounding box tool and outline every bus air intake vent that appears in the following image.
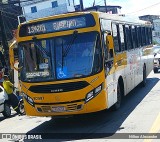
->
[29,81,89,93]
[66,104,82,111]
[41,106,51,113]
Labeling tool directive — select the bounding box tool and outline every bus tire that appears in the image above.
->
[112,83,122,111]
[141,65,146,87]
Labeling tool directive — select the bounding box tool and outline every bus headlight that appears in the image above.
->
[85,91,94,103]
[95,85,102,94]
[85,84,103,103]
[21,92,35,107]
[27,96,34,106]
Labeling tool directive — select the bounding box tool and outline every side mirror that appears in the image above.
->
[106,35,114,58]
[106,35,114,50]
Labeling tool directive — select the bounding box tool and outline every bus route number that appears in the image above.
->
[28,24,46,34]
[53,20,77,31]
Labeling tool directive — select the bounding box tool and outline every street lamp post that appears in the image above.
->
[80,0,84,11]
[104,0,107,13]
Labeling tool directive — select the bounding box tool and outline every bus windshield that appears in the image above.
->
[19,31,102,82]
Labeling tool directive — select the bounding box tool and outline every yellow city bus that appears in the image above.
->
[11,12,154,117]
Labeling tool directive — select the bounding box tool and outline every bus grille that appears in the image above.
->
[41,106,51,112]
[66,104,82,111]
[38,104,83,113]
[29,81,89,93]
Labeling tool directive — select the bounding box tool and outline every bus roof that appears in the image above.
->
[20,11,151,26]
[99,12,151,25]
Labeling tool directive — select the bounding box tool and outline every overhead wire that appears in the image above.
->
[125,1,160,15]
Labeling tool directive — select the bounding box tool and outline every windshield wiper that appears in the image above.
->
[63,30,78,57]
[32,37,50,58]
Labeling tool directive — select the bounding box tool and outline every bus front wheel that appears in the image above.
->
[112,83,122,111]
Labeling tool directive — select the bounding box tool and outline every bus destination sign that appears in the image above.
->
[25,17,86,36]
[19,14,95,37]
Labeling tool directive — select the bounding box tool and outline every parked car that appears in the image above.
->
[0,86,11,118]
[153,45,160,73]
[153,45,160,55]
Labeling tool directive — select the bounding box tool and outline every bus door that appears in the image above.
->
[104,33,116,108]
[9,41,19,88]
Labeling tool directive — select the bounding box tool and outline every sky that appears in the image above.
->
[74,0,160,16]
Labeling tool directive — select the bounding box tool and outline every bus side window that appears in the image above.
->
[125,25,133,50]
[103,32,114,59]
[134,26,139,48]
[136,26,141,47]
[149,27,152,44]
[131,26,137,49]
[103,32,108,60]
[123,25,127,50]
[129,26,134,49]
[112,23,121,53]
[139,27,143,46]
[119,24,125,51]
[142,27,146,46]
[103,32,114,76]
[146,27,150,45]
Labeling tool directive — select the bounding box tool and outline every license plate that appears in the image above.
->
[52,106,66,112]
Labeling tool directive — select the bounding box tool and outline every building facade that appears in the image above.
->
[139,15,160,23]
[84,5,121,14]
[20,0,75,21]
[153,19,160,44]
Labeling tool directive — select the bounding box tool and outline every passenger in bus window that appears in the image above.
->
[23,43,37,72]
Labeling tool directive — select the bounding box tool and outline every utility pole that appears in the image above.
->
[93,0,95,7]
[104,0,107,13]
[0,10,8,67]
[79,0,84,11]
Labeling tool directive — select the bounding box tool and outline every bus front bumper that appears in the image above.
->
[24,90,108,117]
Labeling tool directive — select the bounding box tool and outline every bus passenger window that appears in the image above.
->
[123,25,127,50]
[135,26,139,48]
[131,26,137,49]
[102,32,108,60]
[138,27,143,46]
[129,26,134,49]
[136,26,141,47]
[146,27,150,45]
[142,27,146,46]
[119,24,125,51]
[23,43,37,72]
[112,23,121,52]
[149,28,152,44]
[125,25,133,50]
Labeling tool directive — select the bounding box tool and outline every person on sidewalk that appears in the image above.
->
[3,75,20,114]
